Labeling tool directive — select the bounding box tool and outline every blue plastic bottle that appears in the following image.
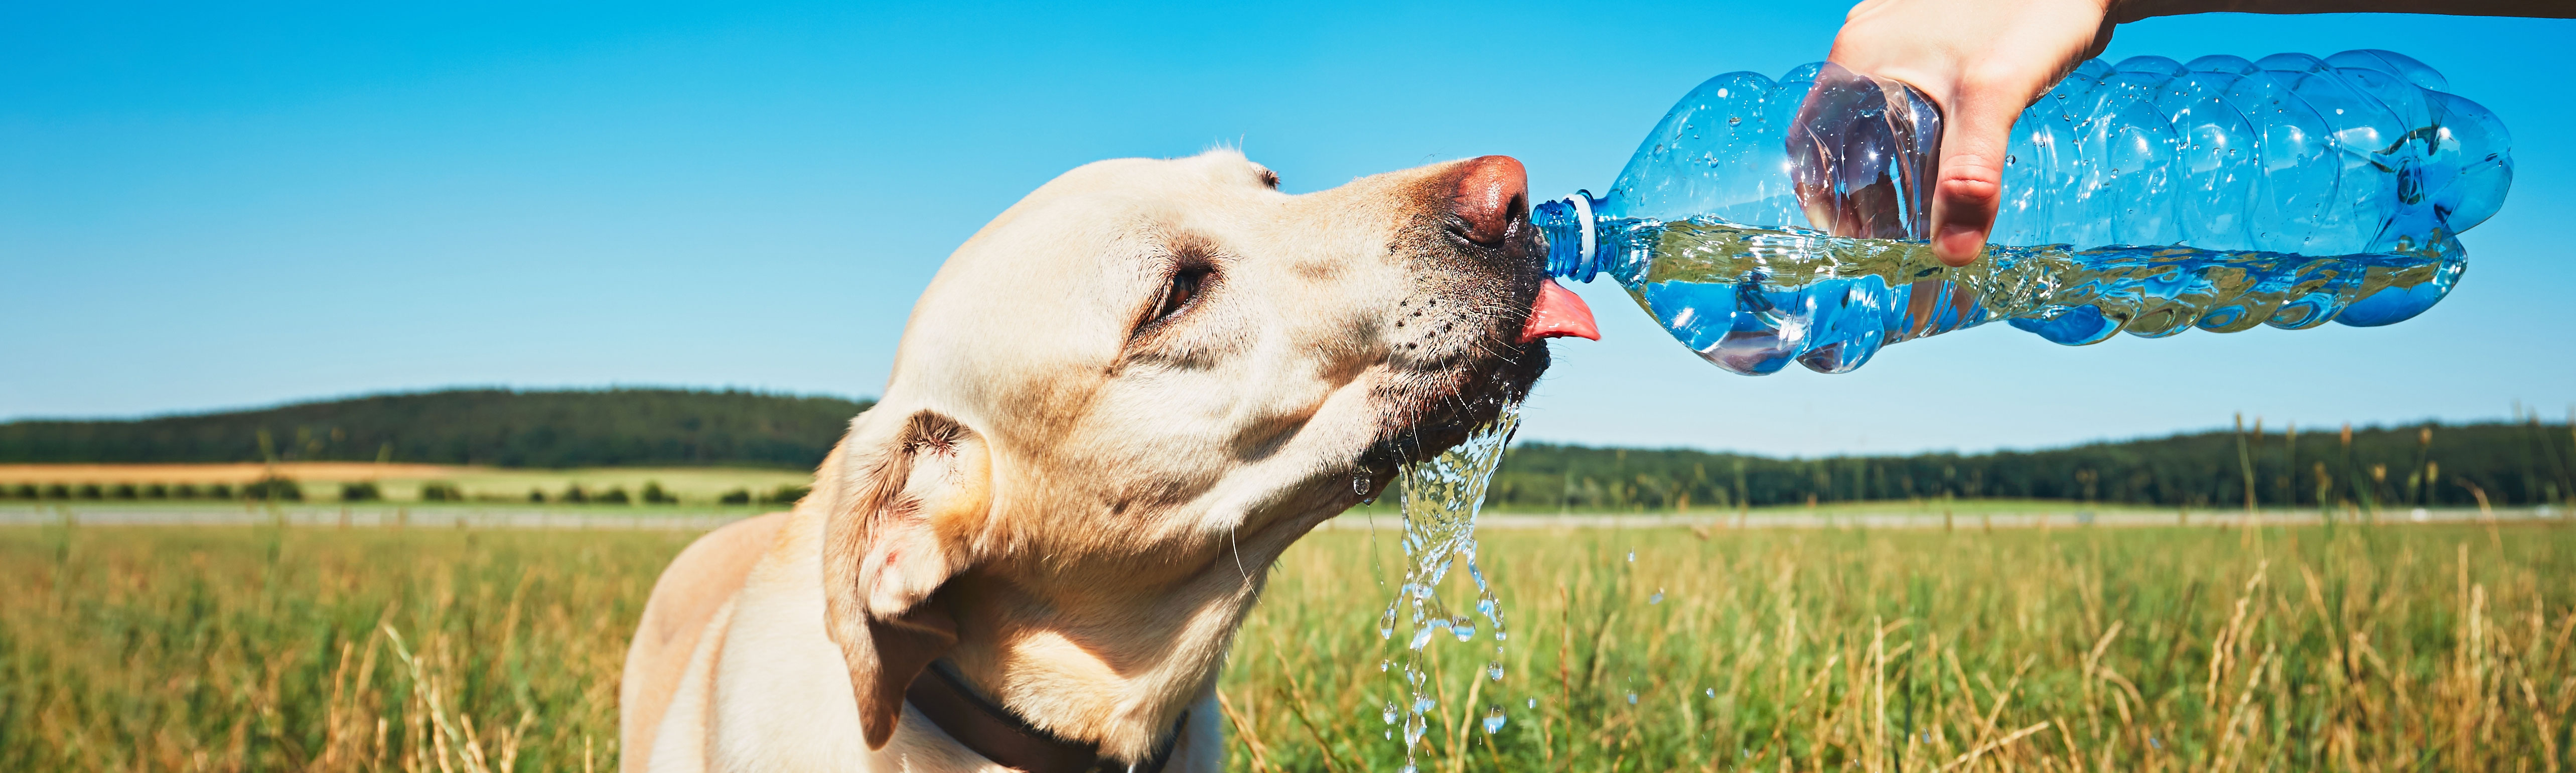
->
[1533,51,2513,375]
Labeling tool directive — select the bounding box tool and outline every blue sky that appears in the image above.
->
[4,1,2570,456]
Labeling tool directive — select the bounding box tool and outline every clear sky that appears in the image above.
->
[5,1,2570,456]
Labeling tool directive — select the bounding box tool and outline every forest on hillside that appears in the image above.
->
[0,389,875,469]
[1490,418,2576,510]
[5,390,2570,509]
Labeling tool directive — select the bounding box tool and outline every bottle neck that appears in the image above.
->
[1533,192,1607,283]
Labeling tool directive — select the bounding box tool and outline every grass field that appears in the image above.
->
[2,520,2568,771]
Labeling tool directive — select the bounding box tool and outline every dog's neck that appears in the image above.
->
[906,658,1188,772]
[936,547,1271,762]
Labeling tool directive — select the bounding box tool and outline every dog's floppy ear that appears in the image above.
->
[821,409,990,749]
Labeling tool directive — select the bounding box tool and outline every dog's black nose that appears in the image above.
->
[1451,155,1527,246]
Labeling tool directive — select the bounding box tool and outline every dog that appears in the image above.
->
[619,150,1598,772]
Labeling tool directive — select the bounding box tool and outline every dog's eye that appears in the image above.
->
[1153,268,1206,321]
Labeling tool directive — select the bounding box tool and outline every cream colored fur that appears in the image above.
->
[620,150,1546,772]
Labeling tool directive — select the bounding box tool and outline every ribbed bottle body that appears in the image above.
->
[1536,50,2508,376]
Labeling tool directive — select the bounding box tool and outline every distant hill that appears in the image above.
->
[0,389,876,469]
[6,389,2569,509]
[1493,420,2576,510]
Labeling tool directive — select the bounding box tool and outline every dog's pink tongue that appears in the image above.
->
[1517,279,1600,343]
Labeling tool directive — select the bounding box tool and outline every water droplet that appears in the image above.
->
[1626,693,1638,705]
[1525,698,1536,708]
[1705,687,1715,698]
[1452,616,1475,641]
[1728,115,1742,126]
[1486,661,1505,681]
[2005,154,2016,165]
[1383,702,1398,724]
[1648,589,1664,604]
[1625,551,1635,563]
[1482,705,1508,733]
[1379,659,1391,672]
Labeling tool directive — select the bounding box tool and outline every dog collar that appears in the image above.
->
[905,660,1186,773]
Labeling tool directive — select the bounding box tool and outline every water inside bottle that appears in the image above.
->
[1378,403,1519,770]
[1597,216,2461,375]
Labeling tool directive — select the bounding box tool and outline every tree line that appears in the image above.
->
[5,389,2569,511]
[1489,414,2575,511]
[0,388,874,469]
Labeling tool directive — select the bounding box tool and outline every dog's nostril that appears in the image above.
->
[1451,155,1527,245]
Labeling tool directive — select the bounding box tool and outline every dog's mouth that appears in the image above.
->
[1334,155,1600,498]
[1352,236,1585,487]
[1355,344,1546,480]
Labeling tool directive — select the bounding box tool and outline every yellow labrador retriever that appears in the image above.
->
[619,150,1597,773]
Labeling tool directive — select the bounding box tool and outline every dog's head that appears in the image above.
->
[816,150,1591,756]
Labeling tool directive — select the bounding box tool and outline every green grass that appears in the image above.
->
[3,521,2569,771]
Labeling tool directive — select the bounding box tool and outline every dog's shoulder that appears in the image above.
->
[621,511,792,773]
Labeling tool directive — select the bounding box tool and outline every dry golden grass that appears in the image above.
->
[2,519,2569,771]
[1230,522,2576,772]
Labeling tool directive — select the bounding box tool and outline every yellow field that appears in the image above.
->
[2,520,2567,771]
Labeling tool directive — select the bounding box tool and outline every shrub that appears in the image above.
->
[76,484,103,500]
[110,483,139,500]
[641,481,677,505]
[340,482,382,501]
[206,483,233,499]
[242,477,303,502]
[43,484,70,499]
[597,486,632,505]
[767,484,812,505]
[142,483,168,499]
[718,488,752,505]
[559,485,587,504]
[171,484,199,499]
[527,489,547,503]
[8,484,34,499]
[419,483,464,502]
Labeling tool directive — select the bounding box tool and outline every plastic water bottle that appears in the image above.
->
[1533,50,2512,376]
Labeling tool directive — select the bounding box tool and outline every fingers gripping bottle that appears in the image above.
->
[1533,51,2512,376]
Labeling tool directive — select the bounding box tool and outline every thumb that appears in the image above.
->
[1928,90,2015,267]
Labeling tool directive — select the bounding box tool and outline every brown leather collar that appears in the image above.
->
[904,661,1185,773]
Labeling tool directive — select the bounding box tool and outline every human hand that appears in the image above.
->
[1828,0,2119,266]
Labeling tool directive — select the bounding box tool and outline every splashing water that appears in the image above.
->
[1379,403,1521,772]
